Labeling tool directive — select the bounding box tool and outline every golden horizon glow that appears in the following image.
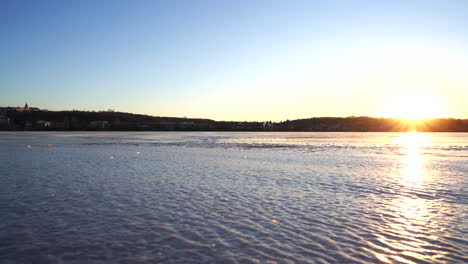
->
[380,89,446,120]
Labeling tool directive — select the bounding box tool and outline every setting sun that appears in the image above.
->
[380,89,446,120]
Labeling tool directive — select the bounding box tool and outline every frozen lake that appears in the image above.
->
[0,132,467,263]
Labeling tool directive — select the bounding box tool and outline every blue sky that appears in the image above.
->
[1,0,467,121]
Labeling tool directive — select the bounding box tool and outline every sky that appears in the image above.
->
[1,0,467,121]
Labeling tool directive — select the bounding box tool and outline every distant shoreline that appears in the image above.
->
[1,131,468,134]
[1,107,467,132]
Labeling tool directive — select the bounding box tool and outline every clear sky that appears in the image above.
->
[1,0,467,121]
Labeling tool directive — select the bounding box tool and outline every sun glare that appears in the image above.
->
[380,90,445,120]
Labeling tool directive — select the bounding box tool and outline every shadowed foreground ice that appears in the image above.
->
[0,132,467,263]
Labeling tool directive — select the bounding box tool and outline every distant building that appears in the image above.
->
[35,120,53,129]
[0,114,9,126]
[180,122,194,126]
[35,120,47,129]
[263,121,274,129]
[16,102,40,112]
[24,121,32,130]
[90,121,110,129]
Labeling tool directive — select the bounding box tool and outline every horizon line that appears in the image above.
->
[1,105,467,123]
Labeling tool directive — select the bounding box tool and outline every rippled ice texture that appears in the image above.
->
[0,132,467,263]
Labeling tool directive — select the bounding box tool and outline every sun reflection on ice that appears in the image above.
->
[395,132,430,154]
[395,132,430,187]
[377,132,441,263]
[395,132,431,221]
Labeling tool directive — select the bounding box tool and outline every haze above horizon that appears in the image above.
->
[1,0,467,121]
